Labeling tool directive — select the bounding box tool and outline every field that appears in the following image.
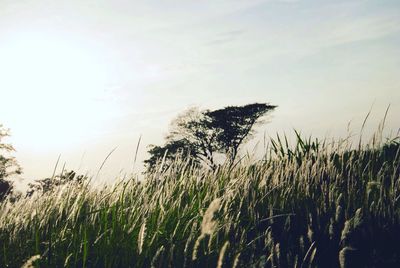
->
[1,134,400,267]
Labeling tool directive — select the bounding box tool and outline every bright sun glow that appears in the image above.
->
[0,32,119,151]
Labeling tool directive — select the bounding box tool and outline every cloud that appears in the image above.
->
[325,14,400,47]
[205,29,246,46]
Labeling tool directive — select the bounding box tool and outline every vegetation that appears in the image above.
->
[145,103,276,172]
[0,124,21,201]
[1,131,399,267]
[27,170,88,197]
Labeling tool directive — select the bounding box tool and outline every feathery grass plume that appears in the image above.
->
[193,198,221,261]
[217,241,229,268]
[64,253,73,267]
[339,247,361,268]
[307,225,314,243]
[0,128,399,267]
[329,219,336,240]
[138,221,147,254]
[192,234,204,261]
[21,255,41,268]
[275,243,282,267]
[151,246,165,268]
[201,198,221,235]
[309,247,317,267]
[341,208,363,245]
[232,252,241,268]
[183,230,195,266]
[335,205,344,223]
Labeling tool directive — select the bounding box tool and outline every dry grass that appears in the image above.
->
[0,132,399,267]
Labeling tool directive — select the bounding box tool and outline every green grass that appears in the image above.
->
[1,133,400,267]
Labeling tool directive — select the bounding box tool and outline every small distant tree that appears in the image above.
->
[144,139,199,173]
[27,170,88,197]
[145,103,276,171]
[0,124,22,201]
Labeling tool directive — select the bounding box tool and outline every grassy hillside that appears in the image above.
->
[1,135,399,267]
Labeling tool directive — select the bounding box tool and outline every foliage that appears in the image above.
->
[0,124,22,201]
[27,170,88,197]
[167,107,218,169]
[144,139,199,173]
[1,132,400,267]
[146,103,276,171]
[0,179,13,201]
[207,103,277,162]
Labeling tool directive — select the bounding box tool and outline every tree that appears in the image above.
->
[145,103,276,171]
[0,124,22,201]
[207,103,277,163]
[166,107,219,169]
[144,139,199,173]
[27,170,88,197]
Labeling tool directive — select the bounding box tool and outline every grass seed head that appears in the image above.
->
[201,198,221,235]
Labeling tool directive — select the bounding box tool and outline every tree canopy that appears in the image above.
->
[207,103,277,162]
[27,170,88,197]
[145,103,276,172]
[144,139,200,173]
[0,124,22,201]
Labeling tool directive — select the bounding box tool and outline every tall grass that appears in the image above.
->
[1,133,399,267]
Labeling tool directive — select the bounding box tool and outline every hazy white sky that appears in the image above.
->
[0,0,399,181]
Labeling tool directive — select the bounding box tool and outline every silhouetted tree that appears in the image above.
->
[144,139,200,173]
[166,108,219,169]
[208,103,277,164]
[27,170,87,197]
[145,103,276,171]
[0,124,22,201]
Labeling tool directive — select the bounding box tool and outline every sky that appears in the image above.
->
[0,0,399,182]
